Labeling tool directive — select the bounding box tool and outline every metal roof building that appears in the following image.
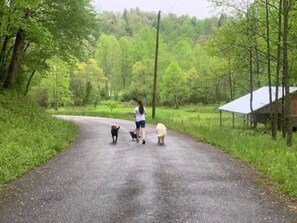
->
[218,86,297,115]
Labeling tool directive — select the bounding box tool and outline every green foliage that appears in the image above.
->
[173,39,194,69]
[69,59,104,106]
[28,57,73,108]
[0,0,98,90]
[129,61,154,105]
[92,11,220,105]
[189,44,229,104]
[0,92,77,186]
[95,34,122,96]
[132,28,156,61]
[2,9,221,106]
[207,0,297,99]
[118,37,133,90]
[161,62,190,108]
[160,14,218,48]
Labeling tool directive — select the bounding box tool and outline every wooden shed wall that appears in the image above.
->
[251,93,297,127]
[291,94,297,115]
[291,94,297,127]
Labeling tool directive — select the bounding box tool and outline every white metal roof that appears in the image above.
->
[218,86,297,115]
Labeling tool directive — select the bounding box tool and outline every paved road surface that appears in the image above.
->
[0,116,296,223]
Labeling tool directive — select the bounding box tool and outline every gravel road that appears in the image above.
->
[0,115,296,223]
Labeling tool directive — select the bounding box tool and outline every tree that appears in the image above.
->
[160,62,190,108]
[95,34,121,98]
[30,57,72,108]
[118,37,133,90]
[209,0,297,145]
[0,0,97,90]
[129,61,153,105]
[132,28,157,62]
[70,59,104,106]
[173,39,194,70]
[282,0,292,146]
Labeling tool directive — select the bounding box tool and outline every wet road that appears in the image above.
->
[0,115,296,223]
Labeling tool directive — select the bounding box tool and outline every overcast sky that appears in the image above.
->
[91,0,216,19]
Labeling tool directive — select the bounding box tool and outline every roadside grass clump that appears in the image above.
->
[51,103,297,198]
[0,93,77,187]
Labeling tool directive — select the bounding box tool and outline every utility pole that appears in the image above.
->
[152,10,161,119]
[54,66,58,111]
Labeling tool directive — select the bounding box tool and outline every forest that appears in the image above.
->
[1,0,297,145]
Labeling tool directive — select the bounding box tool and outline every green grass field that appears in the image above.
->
[0,93,77,188]
[50,102,297,198]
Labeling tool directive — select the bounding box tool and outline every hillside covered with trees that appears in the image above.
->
[27,9,221,108]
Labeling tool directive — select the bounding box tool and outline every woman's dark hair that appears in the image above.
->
[138,100,144,114]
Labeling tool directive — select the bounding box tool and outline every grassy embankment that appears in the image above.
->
[0,93,77,188]
[51,102,297,199]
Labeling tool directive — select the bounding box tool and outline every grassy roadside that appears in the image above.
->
[50,103,297,199]
[0,93,77,188]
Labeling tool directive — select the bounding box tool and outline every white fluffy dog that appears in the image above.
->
[156,123,167,145]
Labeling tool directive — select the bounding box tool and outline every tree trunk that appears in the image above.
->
[265,0,275,139]
[249,46,254,113]
[282,79,286,138]
[0,35,10,82]
[3,28,26,89]
[255,45,260,88]
[105,79,109,99]
[3,9,31,89]
[274,0,282,134]
[283,0,292,146]
[247,26,254,117]
[25,70,36,95]
[228,59,234,101]
[0,0,9,81]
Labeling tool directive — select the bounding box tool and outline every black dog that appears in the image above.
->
[130,131,141,141]
[129,131,137,141]
[111,126,120,143]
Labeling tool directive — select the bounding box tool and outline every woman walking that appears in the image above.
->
[134,100,146,144]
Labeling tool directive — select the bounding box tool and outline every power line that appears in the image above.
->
[158,0,180,15]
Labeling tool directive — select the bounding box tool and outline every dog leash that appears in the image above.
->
[119,130,156,135]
